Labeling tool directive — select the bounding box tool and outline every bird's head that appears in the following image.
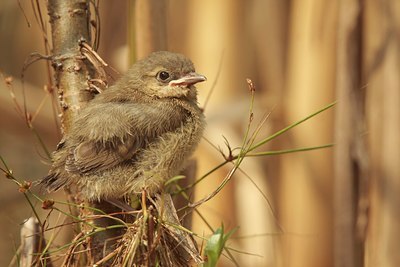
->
[124,51,206,101]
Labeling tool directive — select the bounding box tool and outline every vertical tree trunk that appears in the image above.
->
[47,1,123,265]
[129,0,167,62]
[281,1,336,266]
[364,0,400,266]
[48,0,94,131]
[335,1,400,267]
[334,0,365,267]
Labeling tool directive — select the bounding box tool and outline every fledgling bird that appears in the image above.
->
[41,51,206,201]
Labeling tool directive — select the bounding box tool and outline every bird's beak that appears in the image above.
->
[169,72,207,87]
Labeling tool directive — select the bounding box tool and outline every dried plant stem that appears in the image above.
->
[185,101,336,207]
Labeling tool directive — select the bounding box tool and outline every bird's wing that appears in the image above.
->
[65,137,140,174]
[63,101,184,175]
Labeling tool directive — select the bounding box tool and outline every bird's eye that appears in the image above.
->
[157,71,170,82]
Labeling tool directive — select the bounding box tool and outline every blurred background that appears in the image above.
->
[0,1,398,267]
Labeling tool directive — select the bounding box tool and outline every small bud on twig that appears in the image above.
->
[4,169,13,179]
[19,181,32,193]
[246,78,256,92]
[42,199,55,210]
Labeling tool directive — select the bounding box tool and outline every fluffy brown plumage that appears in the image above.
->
[41,51,206,201]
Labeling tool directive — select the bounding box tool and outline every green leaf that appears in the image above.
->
[204,224,236,267]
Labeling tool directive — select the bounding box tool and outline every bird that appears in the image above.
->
[41,51,206,201]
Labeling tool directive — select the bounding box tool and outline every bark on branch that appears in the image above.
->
[47,1,121,265]
[48,0,94,133]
